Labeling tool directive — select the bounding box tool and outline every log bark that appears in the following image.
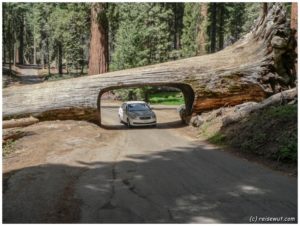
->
[3,116,39,129]
[3,3,297,123]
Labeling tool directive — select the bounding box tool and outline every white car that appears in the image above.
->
[118,101,157,127]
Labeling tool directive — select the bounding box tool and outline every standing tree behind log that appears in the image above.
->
[88,3,109,75]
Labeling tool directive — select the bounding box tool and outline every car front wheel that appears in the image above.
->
[127,118,132,128]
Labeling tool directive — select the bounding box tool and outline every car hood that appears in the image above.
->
[129,111,153,117]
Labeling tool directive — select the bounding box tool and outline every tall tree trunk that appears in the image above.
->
[197,3,208,55]
[33,27,37,65]
[173,3,184,50]
[291,3,297,30]
[3,16,6,64]
[14,40,18,65]
[41,51,45,68]
[210,3,217,53]
[80,48,84,75]
[58,42,63,75]
[8,47,12,75]
[18,14,24,65]
[218,3,224,50]
[46,37,50,76]
[262,3,268,17]
[88,3,109,75]
[291,2,297,77]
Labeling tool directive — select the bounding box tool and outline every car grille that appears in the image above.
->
[139,116,151,120]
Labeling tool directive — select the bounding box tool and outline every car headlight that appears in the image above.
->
[152,113,156,119]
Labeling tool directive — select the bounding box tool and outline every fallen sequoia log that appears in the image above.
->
[3,3,296,124]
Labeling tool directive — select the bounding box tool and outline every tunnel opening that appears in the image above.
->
[97,83,195,128]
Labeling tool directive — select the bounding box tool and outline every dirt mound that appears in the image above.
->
[3,120,118,173]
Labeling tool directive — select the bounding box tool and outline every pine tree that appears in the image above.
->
[111,3,173,70]
[227,3,246,42]
[181,3,201,57]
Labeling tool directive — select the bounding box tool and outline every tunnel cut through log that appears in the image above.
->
[97,83,195,125]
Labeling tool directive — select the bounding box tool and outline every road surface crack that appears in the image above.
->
[100,165,117,210]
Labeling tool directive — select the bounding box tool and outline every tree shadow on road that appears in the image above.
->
[3,144,297,223]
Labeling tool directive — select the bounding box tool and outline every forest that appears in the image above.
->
[3,2,292,78]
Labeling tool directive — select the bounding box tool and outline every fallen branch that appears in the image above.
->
[222,88,297,126]
[3,116,39,129]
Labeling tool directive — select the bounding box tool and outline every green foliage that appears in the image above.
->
[3,3,90,76]
[111,3,173,70]
[226,3,246,41]
[208,132,226,145]
[242,3,261,35]
[3,2,292,80]
[181,3,201,57]
[3,140,16,157]
[225,104,297,163]
[47,3,90,72]
[149,91,184,105]
[115,88,146,101]
[278,133,297,161]
[267,104,297,119]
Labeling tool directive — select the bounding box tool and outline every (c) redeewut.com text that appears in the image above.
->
[249,216,296,223]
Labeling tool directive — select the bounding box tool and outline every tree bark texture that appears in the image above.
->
[58,41,63,75]
[33,27,37,65]
[291,3,298,30]
[88,3,109,75]
[3,16,6,64]
[3,3,297,124]
[18,14,24,65]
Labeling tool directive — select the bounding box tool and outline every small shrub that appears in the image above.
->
[3,140,16,157]
[278,132,297,162]
[208,132,226,145]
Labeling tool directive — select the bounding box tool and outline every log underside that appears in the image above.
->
[3,4,297,124]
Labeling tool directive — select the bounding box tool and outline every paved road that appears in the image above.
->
[3,106,297,223]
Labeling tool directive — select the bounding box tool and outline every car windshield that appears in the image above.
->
[127,103,150,112]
